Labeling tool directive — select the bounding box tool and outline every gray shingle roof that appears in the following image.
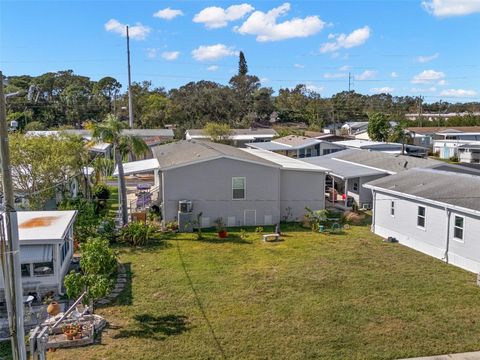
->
[186,128,278,136]
[151,140,278,169]
[364,168,480,213]
[330,149,441,173]
[302,156,386,179]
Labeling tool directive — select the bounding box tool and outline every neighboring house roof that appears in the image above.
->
[458,144,480,150]
[333,139,427,153]
[246,135,344,151]
[429,163,480,176]
[186,128,278,141]
[14,210,77,242]
[241,149,327,172]
[364,168,480,215]
[151,140,278,170]
[301,156,387,179]
[326,149,441,174]
[113,158,160,176]
[406,126,480,135]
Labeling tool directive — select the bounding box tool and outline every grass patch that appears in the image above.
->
[7,224,480,359]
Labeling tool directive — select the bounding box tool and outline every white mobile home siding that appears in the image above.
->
[162,158,281,227]
[372,191,480,273]
[280,170,325,222]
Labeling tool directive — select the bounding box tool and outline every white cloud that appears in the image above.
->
[411,69,445,84]
[391,72,399,78]
[146,48,158,59]
[161,51,180,61]
[370,87,394,94]
[305,83,324,93]
[422,0,480,16]
[416,53,439,63]
[437,79,447,86]
[192,44,237,61]
[339,65,350,71]
[440,89,477,97]
[193,3,254,29]
[235,3,325,42]
[104,19,151,40]
[320,26,370,53]
[153,7,184,20]
[410,86,437,93]
[294,63,305,69]
[323,72,347,79]
[355,70,377,80]
[207,65,219,71]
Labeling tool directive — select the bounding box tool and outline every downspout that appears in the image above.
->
[444,208,452,264]
[371,190,376,233]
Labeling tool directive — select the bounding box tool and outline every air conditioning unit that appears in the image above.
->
[178,200,193,213]
[361,203,371,210]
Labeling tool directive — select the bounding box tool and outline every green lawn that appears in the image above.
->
[4,223,480,360]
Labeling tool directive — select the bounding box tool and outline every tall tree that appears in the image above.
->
[367,112,391,141]
[92,115,148,225]
[7,133,87,209]
[238,51,248,76]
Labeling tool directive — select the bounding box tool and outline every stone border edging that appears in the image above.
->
[96,262,127,306]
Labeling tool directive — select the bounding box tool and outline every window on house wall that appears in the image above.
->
[232,177,246,200]
[390,201,395,217]
[21,264,31,277]
[453,216,464,240]
[33,262,54,277]
[417,206,426,228]
[353,182,358,191]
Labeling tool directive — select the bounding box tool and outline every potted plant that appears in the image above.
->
[214,218,228,238]
[62,323,81,340]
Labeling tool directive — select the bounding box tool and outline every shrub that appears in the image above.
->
[255,227,264,234]
[97,218,117,243]
[59,198,100,242]
[120,221,157,246]
[64,237,117,303]
[93,183,111,200]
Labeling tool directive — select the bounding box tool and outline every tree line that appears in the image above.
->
[4,52,480,137]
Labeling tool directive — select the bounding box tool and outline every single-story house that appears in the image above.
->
[0,210,77,299]
[364,168,480,273]
[185,128,278,148]
[300,149,441,209]
[117,140,327,227]
[406,126,480,150]
[246,135,345,158]
[341,121,369,135]
[432,129,480,161]
[333,139,428,158]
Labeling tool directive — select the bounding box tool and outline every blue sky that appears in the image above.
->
[1,0,479,102]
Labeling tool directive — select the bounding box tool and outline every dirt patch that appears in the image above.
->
[19,216,60,228]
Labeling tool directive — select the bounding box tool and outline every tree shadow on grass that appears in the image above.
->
[113,314,190,340]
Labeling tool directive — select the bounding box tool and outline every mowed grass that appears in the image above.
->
[15,224,480,359]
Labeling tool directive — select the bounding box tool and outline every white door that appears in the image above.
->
[244,210,256,226]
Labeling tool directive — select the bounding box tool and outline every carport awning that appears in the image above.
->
[113,158,160,176]
[20,245,53,263]
[301,157,387,179]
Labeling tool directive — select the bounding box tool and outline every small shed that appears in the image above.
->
[0,210,77,299]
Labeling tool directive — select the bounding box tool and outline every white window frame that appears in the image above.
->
[390,201,395,217]
[417,206,426,230]
[453,215,465,242]
[232,177,246,200]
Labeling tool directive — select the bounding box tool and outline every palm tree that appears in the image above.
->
[92,114,148,225]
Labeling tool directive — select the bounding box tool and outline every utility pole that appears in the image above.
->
[348,72,354,92]
[0,71,27,360]
[126,26,134,129]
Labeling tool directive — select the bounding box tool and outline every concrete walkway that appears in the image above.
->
[399,351,480,360]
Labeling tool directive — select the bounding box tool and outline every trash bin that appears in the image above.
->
[319,225,325,232]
